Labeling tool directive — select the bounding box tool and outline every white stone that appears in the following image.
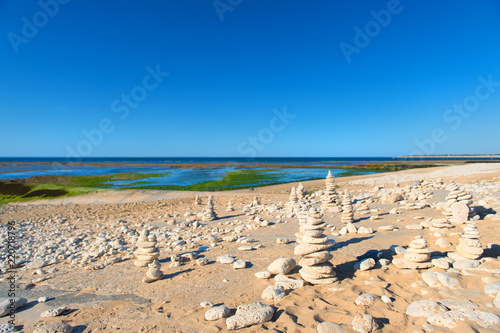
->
[205,305,230,321]
[226,302,275,330]
[261,285,286,302]
[268,258,296,275]
[255,271,272,279]
[354,258,376,271]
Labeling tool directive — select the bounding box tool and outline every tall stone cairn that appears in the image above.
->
[320,170,339,211]
[296,183,306,201]
[289,187,298,203]
[294,207,337,284]
[202,195,217,221]
[340,193,354,224]
[195,194,201,205]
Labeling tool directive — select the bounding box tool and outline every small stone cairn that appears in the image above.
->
[393,236,433,269]
[456,223,483,260]
[202,195,217,221]
[296,183,306,200]
[340,193,354,224]
[134,229,160,267]
[142,260,163,283]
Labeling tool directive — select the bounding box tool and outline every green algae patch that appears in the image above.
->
[0,182,97,205]
[133,169,324,191]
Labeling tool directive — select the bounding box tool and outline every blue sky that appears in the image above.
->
[1,0,499,157]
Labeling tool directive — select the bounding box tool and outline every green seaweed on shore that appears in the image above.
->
[132,169,290,191]
[14,172,166,188]
[131,168,345,191]
[0,182,98,205]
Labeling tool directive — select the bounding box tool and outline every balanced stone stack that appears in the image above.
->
[142,260,163,283]
[393,236,433,269]
[226,201,234,212]
[340,193,354,224]
[446,182,473,206]
[134,229,160,267]
[320,170,339,211]
[195,194,201,205]
[444,182,474,221]
[296,183,306,200]
[252,196,261,206]
[202,196,217,221]
[404,236,431,264]
[289,187,298,203]
[294,208,337,284]
[456,223,483,259]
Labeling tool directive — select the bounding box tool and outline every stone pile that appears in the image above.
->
[289,187,298,203]
[142,260,163,283]
[340,193,354,224]
[296,183,306,200]
[446,182,473,206]
[226,201,234,212]
[195,194,201,205]
[456,223,483,259]
[252,196,261,206]
[202,196,217,221]
[134,229,159,267]
[393,236,433,269]
[320,170,339,212]
[294,208,337,284]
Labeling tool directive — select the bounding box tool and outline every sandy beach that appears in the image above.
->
[1,163,500,332]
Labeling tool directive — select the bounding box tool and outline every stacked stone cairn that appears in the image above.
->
[456,223,483,259]
[294,207,337,284]
[252,196,261,206]
[340,193,354,224]
[296,183,306,200]
[393,236,433,269]
[142,260,163,283]
[134,229,160,267]
[446,182,473,205]
[320,170,339,211]
[202,195,217,221]
[226,200,234,212]
[444,182,474,221]
[289,187,298,203]
[195,194,201,205]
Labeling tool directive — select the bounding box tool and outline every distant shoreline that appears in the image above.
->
[398,155,500,158]
[0,159,469,173]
